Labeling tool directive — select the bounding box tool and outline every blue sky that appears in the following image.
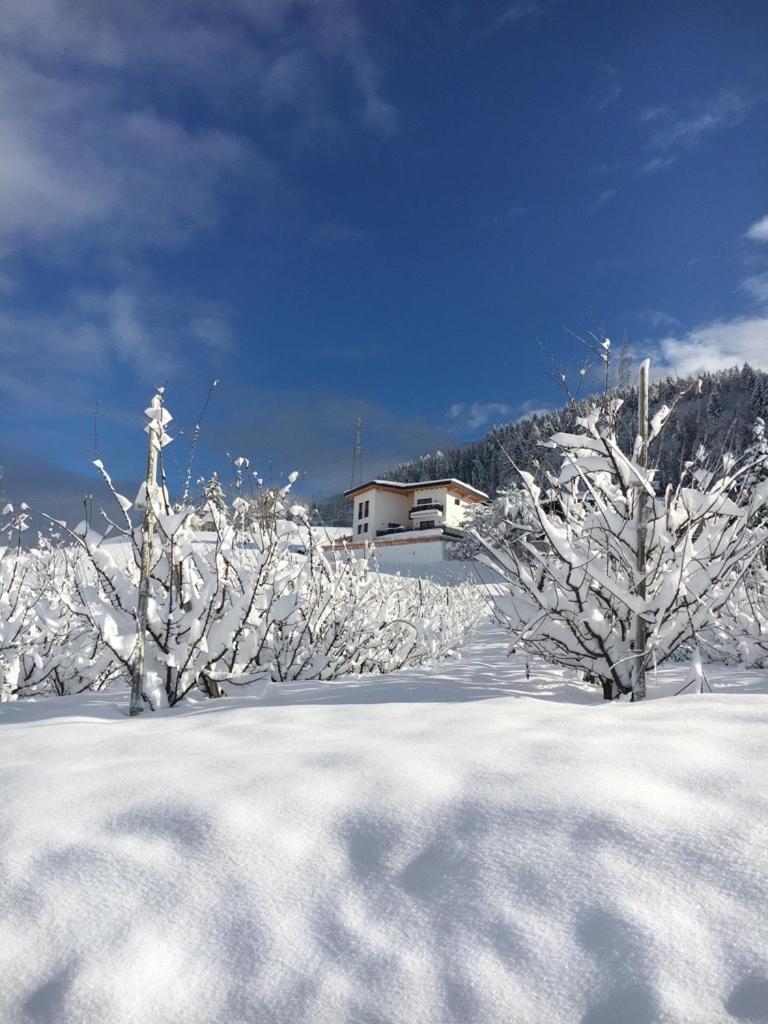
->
[2,0,768,516]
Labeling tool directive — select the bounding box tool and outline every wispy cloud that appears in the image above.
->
[449,402,511,430]
[589,161,623,178]
[481,0,552,36]
[631,309,683,330]
[188,310,236,353]
[495,1,548,26]
[639,155,676,175]
[448,398,550,432]
[513,400,553,422]
[587,64,623,110]
[745,214,768,243]
[486,204,528,227]
[642,88,756,152]
[0,56,263,253]
[590,188,617,211]
[0,285,236,388]
[0,1,397,257]
[742,273,768,304]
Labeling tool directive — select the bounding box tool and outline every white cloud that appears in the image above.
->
[632,309,683,330]
[0,285,237,386]
[745,215,768,243]
[0,56,262,252]
[448,399,551,432]
[481,0,551,36]
[639,156,676,175]
[514,404,552,422]
[0,1,396,254]
[652,316,768,376]
[496,1,547,25]
[742,272,768,304]
[588,64,623,110]
[643,88,755,152]
[638,105,670,124]
[590,188,617,211]
[449,402,511,430]
[487,204,528,226]
[188,313,236,353]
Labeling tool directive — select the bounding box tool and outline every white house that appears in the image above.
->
[324,478,488,565]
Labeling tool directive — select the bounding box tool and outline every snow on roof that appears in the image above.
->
[344,478,488,500]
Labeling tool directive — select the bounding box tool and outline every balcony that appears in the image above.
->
[409,502,444,517]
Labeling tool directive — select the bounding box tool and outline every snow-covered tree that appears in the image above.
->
[449,487,540,560]
[475,398,768,698]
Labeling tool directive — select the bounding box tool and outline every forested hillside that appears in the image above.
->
[317,365,768,525]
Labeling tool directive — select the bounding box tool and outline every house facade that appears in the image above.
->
[323,478,487,563]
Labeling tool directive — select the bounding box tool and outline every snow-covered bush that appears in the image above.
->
[707,563,768,667]
[475,397,768,697]
[0,514,81,701]
[1,392,484,707]
[257,557,484,682]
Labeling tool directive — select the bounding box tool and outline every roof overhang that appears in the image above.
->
[343,478,488,502]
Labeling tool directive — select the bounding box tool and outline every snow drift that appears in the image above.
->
[1,626,766,1024]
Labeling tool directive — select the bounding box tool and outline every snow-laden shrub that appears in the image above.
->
[0,514,82,701]
[1,393,484,706]
[258,558,483,682]
[5,525,482,705]
[705,563,768,667]
[475,397,768,697]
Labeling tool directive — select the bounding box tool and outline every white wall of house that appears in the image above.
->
[352,487,411,537]
[334,532,452,566]
[410,486,478,530]
[373,490,411,534]
[370,537,448,568]
[348,481,483,537]
[354,485,376,540]
[442,492,476,529]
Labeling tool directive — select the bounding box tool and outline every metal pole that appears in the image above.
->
[129,420,159,716]
[633,359,650,702]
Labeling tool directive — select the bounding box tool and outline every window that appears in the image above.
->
[416,497,432,505]
[364,500,370,517]
[419,520,436,530]
[357,524,362,534]
[358,502,364,520]
[363,523,368,533]
[454,498,460,505]
[387,522,400,529]
[358,499,370,520]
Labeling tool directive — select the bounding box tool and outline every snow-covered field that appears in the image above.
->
[2,624,767,1024]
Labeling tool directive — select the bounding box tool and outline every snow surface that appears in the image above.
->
[2,624,767,1023]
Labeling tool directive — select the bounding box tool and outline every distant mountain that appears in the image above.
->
[315,365,768,526]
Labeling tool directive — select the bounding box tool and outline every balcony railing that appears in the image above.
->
[374,524,465,540]
[409,503,443,516]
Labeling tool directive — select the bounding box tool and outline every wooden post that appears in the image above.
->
[129,414,159,716]
[633,359,650,702]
